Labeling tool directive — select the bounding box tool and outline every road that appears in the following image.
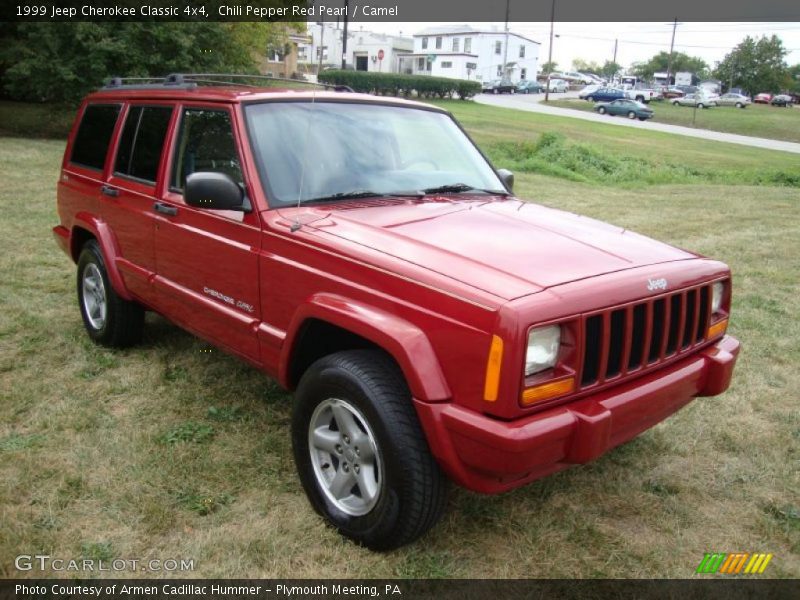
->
[475,91,800,155]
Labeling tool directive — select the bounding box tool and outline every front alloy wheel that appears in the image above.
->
[308,398,382,516]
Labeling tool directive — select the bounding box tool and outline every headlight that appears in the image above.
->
[711,281,725,314]
[525,325,561,376]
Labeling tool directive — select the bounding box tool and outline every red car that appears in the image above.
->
[754,93,773,104]
[54,75,740,549]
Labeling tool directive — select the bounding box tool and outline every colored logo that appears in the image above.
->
[696,552,773,574]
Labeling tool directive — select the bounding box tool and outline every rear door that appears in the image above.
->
[152,103,262,362]
[103,103,175,302]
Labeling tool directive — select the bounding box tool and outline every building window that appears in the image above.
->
[466,62,477,70]
[464,38,472,53]
[441,61,452,68]
[521,68,527,80]
[435,37,442,49]
[495,41,502,55]
[452,38,459,52]
[422,37,428,49]
[418,57,425,70]
[497,65,502,76]
[519,45,526,58]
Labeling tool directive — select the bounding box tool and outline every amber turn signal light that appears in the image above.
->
[707,318,728,340]
[483,335,504,402]
[521,376,575,406]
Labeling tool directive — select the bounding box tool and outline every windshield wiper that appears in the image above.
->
[422,183,509,196]
[300,189,424,205]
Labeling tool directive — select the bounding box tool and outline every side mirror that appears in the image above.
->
[185,172,249,212]
[497,168,514,193]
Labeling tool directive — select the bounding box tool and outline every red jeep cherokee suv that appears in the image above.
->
[53,75,740,550]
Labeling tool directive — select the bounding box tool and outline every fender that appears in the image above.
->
[71,212,133,301]
[280,293,451,402]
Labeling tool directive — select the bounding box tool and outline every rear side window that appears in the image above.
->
[70,104,121,170]
[115,105,173,183]
[171,108,242,191]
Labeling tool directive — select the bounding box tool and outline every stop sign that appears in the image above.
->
[378,49,385,60]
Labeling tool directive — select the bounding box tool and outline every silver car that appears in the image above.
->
[717,93,751,108]
[672,94,718,108]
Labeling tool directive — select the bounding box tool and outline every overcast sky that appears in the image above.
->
[361,22,800,71]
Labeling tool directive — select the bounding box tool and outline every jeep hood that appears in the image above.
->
[306,198,696,301]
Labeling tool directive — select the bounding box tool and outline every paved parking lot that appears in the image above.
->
[475,92,800,154]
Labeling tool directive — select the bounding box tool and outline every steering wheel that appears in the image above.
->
[402,158,439,171]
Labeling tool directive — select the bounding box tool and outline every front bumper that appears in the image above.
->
[415,335,740,494]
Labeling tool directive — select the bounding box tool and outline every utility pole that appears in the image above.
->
[318,20,325,76]
[341,0,349,70]
[666,17,678,86]
[502,0,510,81]
[612,38,618,65]
[544,0,555,102]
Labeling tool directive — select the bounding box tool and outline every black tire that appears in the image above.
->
[672,100,680,106]
[698,103,705,109]
[76,240,144,347]
[587,96,595,102]
[598,106,606,114]
[627,111,637,119]
[735,102,743,108]
[292,349,448,550]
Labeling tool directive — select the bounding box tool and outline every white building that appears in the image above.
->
[298,23,413,74]
[406,25,540,82]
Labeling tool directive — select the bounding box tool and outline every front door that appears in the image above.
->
[153,104,262,363]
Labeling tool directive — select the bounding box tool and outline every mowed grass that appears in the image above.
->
[1,106,799,578]
[547,96,800,143]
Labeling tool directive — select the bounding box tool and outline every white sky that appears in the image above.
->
[360,22,800,71]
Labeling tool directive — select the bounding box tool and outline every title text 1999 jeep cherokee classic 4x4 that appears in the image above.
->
[54,75,740,550]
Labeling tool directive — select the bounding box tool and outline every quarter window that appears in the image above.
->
[170,108,243,191]
[114,106,173,183]
[70,104,121,170]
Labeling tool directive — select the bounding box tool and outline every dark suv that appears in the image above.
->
[54,74,739,550]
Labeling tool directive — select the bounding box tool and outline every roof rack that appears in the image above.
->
[103,73,354,93]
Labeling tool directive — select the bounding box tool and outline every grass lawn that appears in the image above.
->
[546,97,800,144]
[1,102,799,578]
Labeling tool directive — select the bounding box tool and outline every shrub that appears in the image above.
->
[318,70,480,100]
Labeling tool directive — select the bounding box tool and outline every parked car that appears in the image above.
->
[717,93,751,108]
[482,79,516,94]
[547,78,569,93]
[594,99,654,120]
[672,94,717,108]
[582,87,626,102]
[753,93,772,104]
[660,86,685,99]
[516,80,544,94]
[771,94,794,107]
[578,84,602,99]
[53,73,740,551]
[582,72,606,85]
[625,88,662,103]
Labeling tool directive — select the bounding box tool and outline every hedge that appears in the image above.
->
[317,70,481,100]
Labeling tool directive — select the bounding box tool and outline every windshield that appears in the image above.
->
[244,101,505,206]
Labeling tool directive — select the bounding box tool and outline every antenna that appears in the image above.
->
[290,86,318,232]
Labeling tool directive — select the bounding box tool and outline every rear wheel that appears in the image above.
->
[672,100,680,106]
[587,96,595,102]
[598,106,606,114]
[735,102,743,108]
[627,111,637,119]
[77,240,143,347]
[698,103,705,109]
[292,350,448,550]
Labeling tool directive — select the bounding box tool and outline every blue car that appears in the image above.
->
[582,87,626,102]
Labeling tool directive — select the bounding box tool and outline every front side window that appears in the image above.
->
[245,102,505,207]
[115,105,173,183]
[70,104,121,170]
[170,108,243,191]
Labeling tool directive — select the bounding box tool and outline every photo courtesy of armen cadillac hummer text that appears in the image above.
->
[53,74,740,550]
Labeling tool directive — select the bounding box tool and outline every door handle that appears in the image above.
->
[101,185,119,197]
[153,202,178,216]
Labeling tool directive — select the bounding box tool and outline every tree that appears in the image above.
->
[572,58,602,73]
[599,61,622,79]
[540,61,558,75]
[631,51,709,81]
[787,64,800,94]
[713,35,789,94]
[0,23,292,103]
